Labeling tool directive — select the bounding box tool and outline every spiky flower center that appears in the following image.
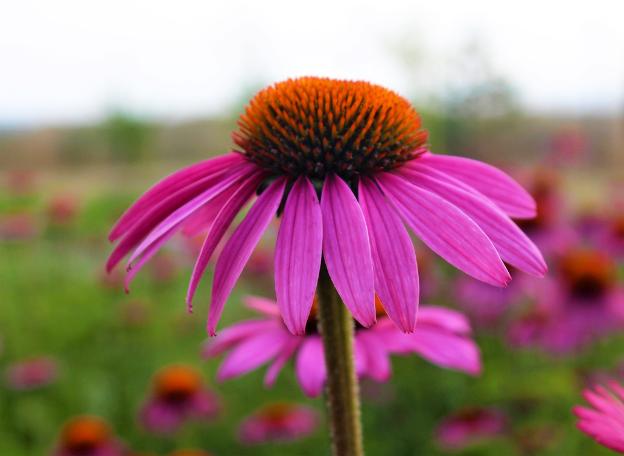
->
[560,250,615,300]
[233,77,428,179]
[62,417,111,451]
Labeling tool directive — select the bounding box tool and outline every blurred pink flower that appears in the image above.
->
[168,451,213,456]
[5,356,59,390]
[139,365,220,434]
[46,195,79,226]
[435,407,507,450]
[203,296,481,397]
[107,78,545,337]
[574,381,624,453]
[238,402,318,444]
[509,248,624,354]
[4,169,37,196]
[52,416,125,456]
[0,213,39,240]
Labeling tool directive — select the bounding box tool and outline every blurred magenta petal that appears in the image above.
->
[321,174,375,327]
[378,172,510,287]
[275,176,323,335]
[208,178,286,335]
[217,329,290,380]
[420,151,536,218]
[186,173,263,307]
[359,177,419,332]
[401,165,546,277]
[417,306,472,334]
[238,403,318,445]
[436,408,507,450]
[244,295,282,317]
[296,337,327,397]
[5,356,59,390]
[264,338,302,387]
[357,333,391,381]
[109,153,243,241]
[202,320,279,357]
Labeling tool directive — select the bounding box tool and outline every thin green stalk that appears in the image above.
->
[316,261,364,456]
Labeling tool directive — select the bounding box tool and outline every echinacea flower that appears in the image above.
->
[203,296,480,397]
[573,381,624,453]
[139,365,220,434]
[238,402,318,444]
[107,77,545,336]
[5,356,59,390]
[435,407,507,450]
[509,248,624,353]
[46,195,79,227]
[52,416,125,456]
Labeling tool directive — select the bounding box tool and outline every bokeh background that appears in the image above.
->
[1,1,623,454]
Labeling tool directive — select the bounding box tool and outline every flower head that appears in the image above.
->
[574,381,624,452]
[53,416,125,456]
[107,77,545,336]
[435,407,507,450]
[5,356,59,390]
[238,402,318,444]
[139,365,220,434]
[203,296,480,397]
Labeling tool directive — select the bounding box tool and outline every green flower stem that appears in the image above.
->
[316,261,364,456]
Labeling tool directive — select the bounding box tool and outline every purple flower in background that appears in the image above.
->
[574,381,624,453]
[140,365,220,434]
[5,356,59,391]
[203,296,481,397]
[435,407,507,450]
[107,77,545,336]
[52,416,125,456]
[509,248,624,354]
[238,402,318,444]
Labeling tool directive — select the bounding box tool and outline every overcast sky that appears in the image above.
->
[1,0,623,126]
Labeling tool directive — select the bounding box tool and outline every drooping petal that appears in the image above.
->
[181,189,235,237]
[356,332,391,381]
[417,306,472,335]
[377,172,510,286]
[127,163,257,266]
[264,337,302,387]
[275,176,323,335]
[321,174,375,327]
[359,177,419,332]
[186,173,264,307]
[409,328,482,375]
[418,152,536,219]
[109,153,243,240]
[244,296,281,317]
[202,320,279,357]
[208,178,287,335]
[217,329,289,381]
[401,165,546,277]
[295,337,326,397]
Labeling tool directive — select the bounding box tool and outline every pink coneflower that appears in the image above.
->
[435,407,507,450]
[509,248,624,353]
[574,381,624,453]
[107,77,545,336]
[5,356,59,390]
[238,402,318,444]
[46,195,79,227]
[203,296,480,397]
[139,365,220,434]
[0,212,38,241]
[52,416,125,456]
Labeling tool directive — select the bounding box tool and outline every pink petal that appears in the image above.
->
[202,320,279,357]
[417,306,472,335]
[295,337,327,397]
[321,174,375,327]
[418,152,536,219]
[275,177,323,335]
[181,189,235,237]
[409,328,482,375]
[217,329,289,381]
[356,332,391,381]
[244,296,281,317]
[401,165,546,277]
[208,178,286,335]
[186,173,263,307]
[377,172,510,287]
[127,163,257,266]
[264,337,302,387]
[110,153,243,240]
[359,177,419,332]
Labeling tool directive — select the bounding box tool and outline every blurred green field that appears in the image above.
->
[1,164,621,455]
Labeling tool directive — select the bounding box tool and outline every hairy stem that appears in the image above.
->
[316,261,364,456]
